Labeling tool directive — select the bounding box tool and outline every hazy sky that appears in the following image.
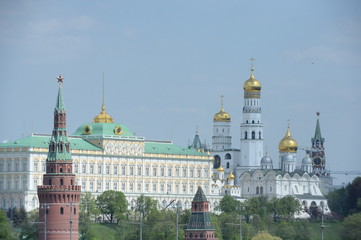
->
[1,1,360,185]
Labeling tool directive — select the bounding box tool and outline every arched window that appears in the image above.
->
[60,179,64,186]
[259,131,262,139]
[246,120,248,123]
[213,155,221,169]
[74,207,76,215]
[260,186,263,194]
[256,186,259,194]
[226,162,230,169]
[225,153,231,160]
[252,120,255,123]
[48,179,52,185]
[60,207,64,214]
[60,168,63,173]
[70,179,73,185]
[245,132,248,139]
[252,131,255,139]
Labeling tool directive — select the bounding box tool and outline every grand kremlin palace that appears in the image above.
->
[0,100,218,211]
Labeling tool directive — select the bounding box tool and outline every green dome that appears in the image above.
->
[73,123,135,137]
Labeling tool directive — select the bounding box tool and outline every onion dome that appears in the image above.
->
[217,166,224,172]
[213,95,231,122]
[213,108,231,122]
[261,155,273,164]
[302,154,312,165]
[228,172,235,180]
[243,66,261,92]
[93,104,114,123]
[283,153,294,162]
[278,126,298,152]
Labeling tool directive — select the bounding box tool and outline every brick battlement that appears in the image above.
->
[38,185,81,191]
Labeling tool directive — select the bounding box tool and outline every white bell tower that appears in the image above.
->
[240,59,264,167]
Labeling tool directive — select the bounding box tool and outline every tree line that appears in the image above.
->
[1,177,360,240]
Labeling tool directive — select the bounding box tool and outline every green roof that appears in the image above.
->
[193,186,208,202]
[55,84,65,112]
[145,141,208,156]
[0,135,102,151]
[73,123,135,137]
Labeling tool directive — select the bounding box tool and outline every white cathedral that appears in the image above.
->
[195,63,330,215]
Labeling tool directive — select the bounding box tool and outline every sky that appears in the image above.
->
[0,0,360,185]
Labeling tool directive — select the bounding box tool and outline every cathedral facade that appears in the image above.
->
[207,63,330,214]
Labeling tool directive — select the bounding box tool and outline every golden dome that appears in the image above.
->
[217,166,224,172]
[243,67,261,92]
[93,104,114,123]
[228,172,235,180]
[278,126,298,153]
[213,95,231,122]
[214,107,231,122]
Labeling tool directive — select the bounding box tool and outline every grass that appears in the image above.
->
[90,223,119,240]
[306,221,343,240]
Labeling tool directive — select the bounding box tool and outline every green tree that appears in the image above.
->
[80,192,100,219]
[277,196,301,221]
[327,177,361,217]
[327,187,348,217]
[135,194,159,220]
[96,190,128,223]
[0,210,17,240]
[252,232,283,240]
[274,221,295,240]
[341,212,361,240]
[19,209,39,240]
[347,177,361,214]
[216,195,241,214]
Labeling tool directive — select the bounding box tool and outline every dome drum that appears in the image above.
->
[244,91,260,99]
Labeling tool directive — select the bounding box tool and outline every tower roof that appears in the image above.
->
[278,125,298,153]
[312,112,324,142]
[213,95,231,122]
[193,186,208,202]
[243,65,261,92]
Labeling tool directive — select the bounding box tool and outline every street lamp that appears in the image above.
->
[41,203,50,240]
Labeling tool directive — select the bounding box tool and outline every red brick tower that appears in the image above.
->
[37,76,81,240]
[185,187,219,240]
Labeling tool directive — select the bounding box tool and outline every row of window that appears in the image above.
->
[244,131,262,140]
[0,159,27,172]
[73,164,210,178]
[0,179,27,190]
[78,180,208,194]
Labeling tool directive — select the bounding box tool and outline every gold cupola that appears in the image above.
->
[278,126,298,153]
[93,104,114,123]
[217,166,224,172]
[228,172,235,180]
[243,65,261,92]
[213,95,231,122]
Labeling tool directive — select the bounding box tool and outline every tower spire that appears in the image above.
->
[55,75,65,112]
[314,112,322,139]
